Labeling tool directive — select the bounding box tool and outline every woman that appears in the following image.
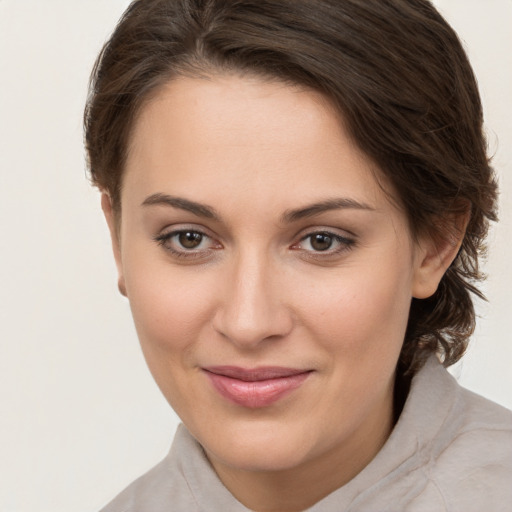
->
[85,0,512,510]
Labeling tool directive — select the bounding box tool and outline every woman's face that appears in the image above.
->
[106,74,439,484]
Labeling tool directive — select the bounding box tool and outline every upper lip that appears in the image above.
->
[203,366,312,382]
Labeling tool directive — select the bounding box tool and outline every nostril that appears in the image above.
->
[211,258,293,347]
[212,300,293,348]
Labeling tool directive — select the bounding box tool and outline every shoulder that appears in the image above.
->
[456,381,512,429]
[411,362,512,511]
[98,457,198,512]
[99,426,201,512]
[98,424,251,512]
[433,369,512,473]
[98,424,249,512]
[430,388,512,510]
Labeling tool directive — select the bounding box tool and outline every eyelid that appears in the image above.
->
[154,224,223,259]
[290,228,356,256]
[153,224,356,261]
[155,223,217,240]
[293,225,356,243]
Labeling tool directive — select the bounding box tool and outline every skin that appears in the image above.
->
[103,74,462,512]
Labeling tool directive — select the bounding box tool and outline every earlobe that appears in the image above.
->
[101,193,127,298]
[412,212,469,299]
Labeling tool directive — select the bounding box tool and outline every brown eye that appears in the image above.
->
[310,233,333,251]
[178,231,203,249]
[154,228,222,260]
[292,231,355,256]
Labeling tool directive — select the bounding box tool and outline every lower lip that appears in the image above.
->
[205,371,311,408]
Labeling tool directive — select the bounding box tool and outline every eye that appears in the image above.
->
[154,228,221,259]
[292,230,355,256]
[177,231,204,249]
[307,233,336,251]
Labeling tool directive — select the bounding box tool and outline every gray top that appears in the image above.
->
[100,357,512,511]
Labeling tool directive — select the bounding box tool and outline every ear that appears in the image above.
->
[412,212,469,299]
[101,193,127,297]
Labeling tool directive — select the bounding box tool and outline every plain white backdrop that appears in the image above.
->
[0,1,510,511]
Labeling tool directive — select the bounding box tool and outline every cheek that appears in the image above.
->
[298,261,413,357]
[123,251,216,357]
[122,259,218,411]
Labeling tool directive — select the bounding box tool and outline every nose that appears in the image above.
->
[212,251,293,349]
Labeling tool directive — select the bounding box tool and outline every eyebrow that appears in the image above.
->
[141,193,219,220]
[281,198,375,223]
[142,193,374,223]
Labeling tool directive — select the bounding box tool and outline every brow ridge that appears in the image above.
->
[142,194,373,223]
[142,193,219,219]
[282,198,375,223]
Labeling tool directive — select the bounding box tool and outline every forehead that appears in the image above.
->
[123,74,396,213]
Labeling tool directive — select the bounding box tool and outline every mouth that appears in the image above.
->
[203,366,313,408]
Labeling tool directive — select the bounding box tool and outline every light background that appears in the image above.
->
[0,1,510,511]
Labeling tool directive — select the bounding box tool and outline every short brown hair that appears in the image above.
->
[84,0,498,376]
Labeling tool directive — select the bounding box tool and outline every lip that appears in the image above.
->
[203,366,312,408]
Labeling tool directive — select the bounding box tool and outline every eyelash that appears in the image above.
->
[293,231,356,258]
[153,228,356,260]
[154,229,219,260]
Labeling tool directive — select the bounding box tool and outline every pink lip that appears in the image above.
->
[203,366,312,408]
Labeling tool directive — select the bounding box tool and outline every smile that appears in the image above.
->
[203,366,313,408]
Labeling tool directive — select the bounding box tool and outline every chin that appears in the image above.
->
[198,420,317,473]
